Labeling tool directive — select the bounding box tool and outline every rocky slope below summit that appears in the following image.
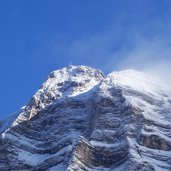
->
[0,65,171,171]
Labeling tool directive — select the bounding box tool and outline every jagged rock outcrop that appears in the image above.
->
[0,65,171,171]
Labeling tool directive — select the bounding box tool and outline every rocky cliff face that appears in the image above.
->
[0,65,171,171]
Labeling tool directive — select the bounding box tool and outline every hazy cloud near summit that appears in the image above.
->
[63,32,171,85]
[114,37,171,85]
[50,8,171,85]
[56,33,171,85]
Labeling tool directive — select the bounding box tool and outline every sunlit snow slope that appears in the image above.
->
[0,66,171,171]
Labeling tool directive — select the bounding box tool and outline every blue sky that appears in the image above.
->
[1,0,171,118]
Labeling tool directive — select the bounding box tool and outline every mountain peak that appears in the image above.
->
[48,65,105,79]
[1,66,171,171]
[37,65,104,98]
[24,65,105,120]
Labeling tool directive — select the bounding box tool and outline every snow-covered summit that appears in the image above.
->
[25,65,104,119]
[48,65,104,80]
[34,65,104,101]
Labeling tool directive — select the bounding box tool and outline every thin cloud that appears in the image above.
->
[115,37,171,85]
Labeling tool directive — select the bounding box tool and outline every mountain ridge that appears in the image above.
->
[0,65,171,171]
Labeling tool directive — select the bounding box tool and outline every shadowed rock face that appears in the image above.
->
[139,133,171,151]
[0,66,171,171]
